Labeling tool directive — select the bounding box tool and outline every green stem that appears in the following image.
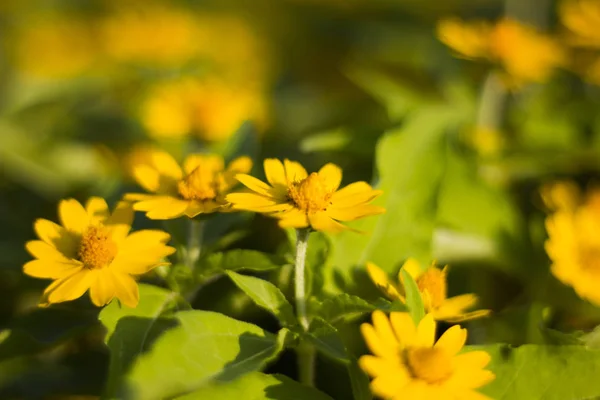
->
[186,219,204,271]
[294,228,310,330]
[294,228,315,387]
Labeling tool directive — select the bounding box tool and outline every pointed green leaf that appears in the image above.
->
[400,269,424,325]
[226,271,298,328]
[477,344,600,400]
[175,372,333,400]
[313,294,394,324]
[197,250,287,280]
[125,311,286,399]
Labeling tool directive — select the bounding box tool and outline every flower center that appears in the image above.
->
[178,166,218,201]
[406,347,453,384]
[78,226,117,269]
[287,173,332,213]
[416,268,447,309]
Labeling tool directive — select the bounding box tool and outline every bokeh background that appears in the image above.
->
[2,0,600,398]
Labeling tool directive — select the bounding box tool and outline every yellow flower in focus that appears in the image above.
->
[438,18,565,85]
[226,159,385,233]
[125,149,252,220]
[14,16,99,78]
[544,182,600,305]
[359,311,495,400]
[560,0,600,48]
[367,259,490,322]
[140,78,269,142]
[23,198,175,307]
[100,4,200,66]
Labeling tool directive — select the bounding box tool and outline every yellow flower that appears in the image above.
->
[469,126,505,157]
[140,78,269,142]
[359,311,495,400]
[23,197,175,307]
[366,259,490,322]
[438,18,565,85]
[560,0,600,48]
[226,159,385,233]
[544,182,600,305]
[125,149,252,220]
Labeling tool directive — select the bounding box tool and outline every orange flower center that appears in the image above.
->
[416,268,447,309]
[78,226,117,269]
[406,347,453,384]
[287,172,332,213]
[178,166,218,201]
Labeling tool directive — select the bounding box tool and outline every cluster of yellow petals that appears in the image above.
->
[226,158,385,233]
[140,78,269,142]
[125,149,252,220]
[437,18,566,86]
[23,198,175,307]
[367,259,490,322]
[359,311,495,400]
[543,181,600,305]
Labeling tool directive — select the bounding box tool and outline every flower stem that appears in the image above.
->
[294,228,310,330]
[186,219,204,271]
[294,228,315,387]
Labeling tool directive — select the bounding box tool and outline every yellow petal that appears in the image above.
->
[106,201,134,243]
[33,219,77,257]
[45,269,95,304]
[23,259,83,279]
[434,325,467,356]
[277,208,310,228]
[416,313,436,347]
[434,294,490,322]
[438,309,492,323]
[121,230,172,249]
[389,312,417,347]
[283,159,308,182]
[360,322,387,358]
[236,174,274,196]
[123,193,156,202]
[89,268,117,307]
[400,258,423,281]
[366,262,404,301]
[453,351,491,370]
[326,204,386,221]
[227,156,252,174]
[331,182,382,207]
[318,163,342,192]
[308,211,348,233]
[111,271,139,308]
[151,149,183,180]
[85,197,110,225]
[264,158,286,187]
[59,198,89,234]
[184,201,206,218]
[452,390,493,400]
[395,380,441,399]
[132,164,163,193]
[227,192,288,211]
[358,355,400,378]
[372,310,399,352]
[26,241,72,262]
[133,196,189,220]
[445,368,496,390]
[370,371,410,399]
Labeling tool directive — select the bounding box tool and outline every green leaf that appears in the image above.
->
[226,271,298,328]
[99,284,189,398]
[329,105,463,291]
[125,311,286,399]
[197,250,287,280]
[478,344,600,399]
[174,372,333,400]
[313,294,393,324]
[400,269,424,325]
[305,231,331,299]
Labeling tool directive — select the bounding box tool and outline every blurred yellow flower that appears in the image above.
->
[544,182,600,305]
[226,158,385,233]
[438,18,565,85]
[13,16,99,78]
[359,311,495,400]
[125,149,252,220]
[367,259,490,322]
[23,198,175,307]
[140,78,270,142]
[469,126,506,157]
[560,0,600,48]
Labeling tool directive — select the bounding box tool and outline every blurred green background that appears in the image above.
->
[3,0,600,398]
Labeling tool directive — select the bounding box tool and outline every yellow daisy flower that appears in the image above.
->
[544,182,600,305]
[359,311,495,400]
[366,259,490,322]
[560,0,600,48]
[225,158,385,233]
[23,197,175,308]
[125,149,252,220]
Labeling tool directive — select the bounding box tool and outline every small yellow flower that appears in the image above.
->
[438,17,565,85]
[544,182,600,305]
[125,149,252,220]
[140,78,269,142]
[226,159,385,233]
[367,259,490,322]
[359,311,495,400]
[23,198,175,307]
[560,0,600,48]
